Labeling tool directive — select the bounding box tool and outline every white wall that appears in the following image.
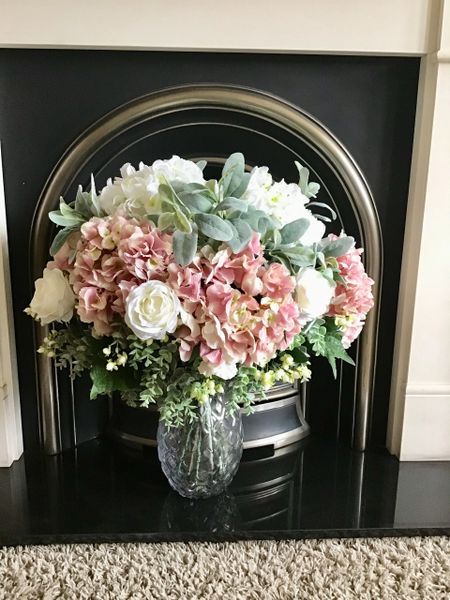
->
[0,0,448,461]
[0,146,23,467]
[387,0,450,460]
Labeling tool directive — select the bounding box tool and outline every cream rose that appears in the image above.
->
[295,268,335,320]
[125,281,181,340]
[26,268,75,325]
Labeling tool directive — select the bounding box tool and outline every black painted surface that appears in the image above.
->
[0,437,448,546]
[0,50,419,452]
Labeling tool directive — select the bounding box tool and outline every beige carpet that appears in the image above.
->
[0,537,449,599]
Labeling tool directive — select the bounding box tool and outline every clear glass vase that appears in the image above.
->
[157,393,243,499]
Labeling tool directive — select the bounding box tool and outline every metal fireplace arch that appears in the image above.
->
[31,85,382,455]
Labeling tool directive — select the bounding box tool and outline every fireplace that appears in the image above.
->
[0,50,419,456]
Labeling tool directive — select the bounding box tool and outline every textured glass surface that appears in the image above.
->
[157,394,243,499]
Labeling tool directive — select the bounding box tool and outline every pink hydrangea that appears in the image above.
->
[77,286,115,336]
[326,235,374,347]
[261,262,295,300]
[51,216,304,374]
[52,215,173,336]
[167,263,203,302]
[118,224,172,281]
[174,238,302,376]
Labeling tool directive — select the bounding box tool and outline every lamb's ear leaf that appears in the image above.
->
[59,199,75,217]
[230,172,251,199]
[272,229,282,247]
[221,153,245,198]
[242,208,276,236]
[158,184,176,206]
[180,192,213,214]
[281,246,316,267]
[228,220,252,253]
[196,160,207,171]
[195,213,234,242]
[280,218,310,245]
[321,236,355,258]
[49,227,78,256]
[89,174,102,217]
[48,211,84,228]
[216,197,248,214]
[173,229,198,266]
[157,212,175,230]
[74,187,92,217]
[306,201,337,221]
[174,209,193,234]
[306,182,320,198]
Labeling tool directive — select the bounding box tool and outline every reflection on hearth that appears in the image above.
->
[0,436,448,544]
[161,492,240,534]
[161,443,304,534]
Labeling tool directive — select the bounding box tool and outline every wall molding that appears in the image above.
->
[406,384,450,397]
[0,0,436,56]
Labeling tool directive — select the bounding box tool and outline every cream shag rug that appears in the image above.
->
[0,537,449,599]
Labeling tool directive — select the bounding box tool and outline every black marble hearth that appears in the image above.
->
[0,436,448,546]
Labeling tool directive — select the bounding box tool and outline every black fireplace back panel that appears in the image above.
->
[0,50,419,453]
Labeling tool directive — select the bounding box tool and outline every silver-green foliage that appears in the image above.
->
[49,175,104,256]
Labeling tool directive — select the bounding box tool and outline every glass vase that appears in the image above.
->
[157,392,243,499]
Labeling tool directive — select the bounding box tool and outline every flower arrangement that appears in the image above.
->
[27,153,374,428]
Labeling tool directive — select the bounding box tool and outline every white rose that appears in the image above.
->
[125,281,181,340]
[295,268,335,320]
[198,360,238,381]
[152,155,205,185]
[26,268,75,325]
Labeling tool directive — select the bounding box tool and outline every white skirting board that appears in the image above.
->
[398,387,450,461]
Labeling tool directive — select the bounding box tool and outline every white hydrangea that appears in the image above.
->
[98,156,205,219]
[152,155,205,186]
[241,166,273,213]
[99,162,160,218]
[243,168,325,245]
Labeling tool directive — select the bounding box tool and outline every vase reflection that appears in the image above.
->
[160,441,307,533]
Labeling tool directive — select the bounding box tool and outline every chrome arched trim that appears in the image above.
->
[31,85,382,454]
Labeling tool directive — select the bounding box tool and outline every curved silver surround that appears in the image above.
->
[31,85,383,454]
